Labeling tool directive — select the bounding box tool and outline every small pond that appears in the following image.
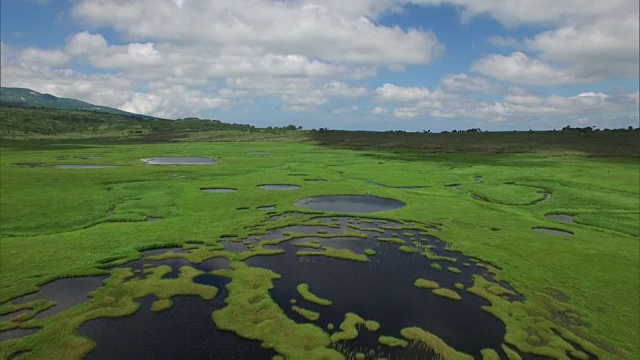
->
[140,157,216,165]
[201,188,237,193]
[295,194,405,213]
[258,184,301,190]
[246,152,273,155]
[545,214,575,224]
[533,228,573,236]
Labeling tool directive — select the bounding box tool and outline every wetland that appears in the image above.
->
[0,139,638,360]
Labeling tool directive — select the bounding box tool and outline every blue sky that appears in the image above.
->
[1,0,638,131]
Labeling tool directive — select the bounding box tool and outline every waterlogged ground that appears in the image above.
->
[0,141,638,359]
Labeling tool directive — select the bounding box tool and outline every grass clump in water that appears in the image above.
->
[364,249,376,256]
[376,237,405,244]
[364,320,380,332]
[296,283,332,306]
[432,288,462,301]
[401,327,473,360]
[297,246,369,262]
[330,313,365,342]
[431,263,442,270]
[330,313,379,343]
[150,298,173,312]
[414,278,440,289]
[291,305,320,321]
[481,348,500,360]
[454,283,465,290]
[447,266,461,274]
[398,246,415,253]
[379,335,408,348]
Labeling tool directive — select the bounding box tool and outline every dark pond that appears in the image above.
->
[258,184,301,190]
[244,217,511,359]
[79,250,271,360]
[77,156,102,160]
[79,295,275,360]
[533,228,573,236]
[10,276,109,320]
[140,157,216,165]
[201,188,237,193]
[449,184,461,189]
[0,328,40,341]
[146,217,163,221]
[545,214,574,224]
[295,195,405,213]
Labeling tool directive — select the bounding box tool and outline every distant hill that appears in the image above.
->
[0,87,151,118]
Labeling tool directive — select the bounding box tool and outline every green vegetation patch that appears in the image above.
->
[212,263,342,360]
[430,263,442,270]
[398,246,415,254]
[363,249,377,256]
[296,283,332,306]
[401,327,473,360]
[447,266,461,274]
[376,237,406,244]
[291,305,320,321]
[481,348,500,360]
[423,251,457,263]
[364,320,380,332]
[297,246,369,262]
[414,278,440,289]
[432,288,462,301]
[378,335,408,348]
[466,275,620,359]
[329,313,379,343]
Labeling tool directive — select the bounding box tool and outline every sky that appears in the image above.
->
[1,0,638,132]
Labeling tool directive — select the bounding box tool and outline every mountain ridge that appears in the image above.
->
[0,87,154,119]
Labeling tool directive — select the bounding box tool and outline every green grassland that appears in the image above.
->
[0,118,638,359]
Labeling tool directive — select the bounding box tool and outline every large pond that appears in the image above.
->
[243,217,512,358]
[295,195,406,213]
[140,157,216,165]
